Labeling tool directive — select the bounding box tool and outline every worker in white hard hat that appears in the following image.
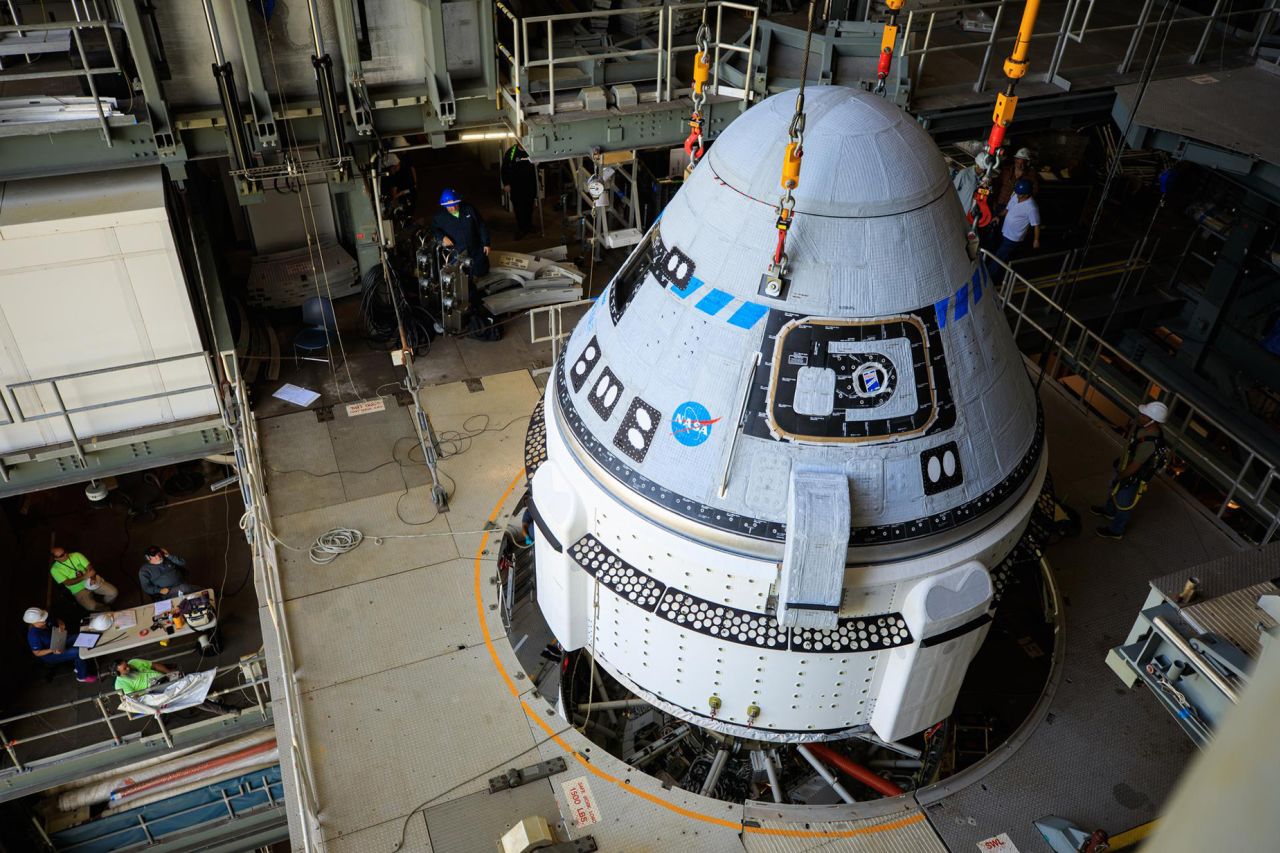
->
[23,607,96,682]
[1092,401,1171,540]
[994,146,1039,212]
[383,136,417,210]
[952,150,993,216]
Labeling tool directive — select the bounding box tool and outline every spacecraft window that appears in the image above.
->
[608,230,659,324]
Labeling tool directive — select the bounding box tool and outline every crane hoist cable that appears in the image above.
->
[968,0,1043,230]
[766,0,817,287]
[683,2,713,167]
[874,0,904,96]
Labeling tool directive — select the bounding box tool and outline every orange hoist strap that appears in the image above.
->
[773,208,793,265]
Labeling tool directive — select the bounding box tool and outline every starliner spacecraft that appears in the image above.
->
[525,86,1046,745]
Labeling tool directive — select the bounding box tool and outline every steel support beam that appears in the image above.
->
[1177,192,1270,371]
[114,0,186,176]
[220,0,279,150]
[0,420,230,498]
[419,0,457,126]
[330,0,374,137]
[521,98,738,161]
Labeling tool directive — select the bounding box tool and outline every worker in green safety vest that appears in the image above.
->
[113,658,168,694]
[113,658,240,715]
[50,546,119,612]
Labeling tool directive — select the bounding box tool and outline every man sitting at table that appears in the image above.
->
[112,658,238,715]
[138,546,200,602]
[24,607,97,682]
[50,546,118,612]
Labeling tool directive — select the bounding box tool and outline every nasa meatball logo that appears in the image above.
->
[671,401,719,447]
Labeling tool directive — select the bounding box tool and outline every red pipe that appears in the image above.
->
[112,740,277,801]
[807,742,903,798]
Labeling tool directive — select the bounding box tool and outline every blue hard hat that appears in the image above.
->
[1014,179,1033,196]
[439,188,461,206]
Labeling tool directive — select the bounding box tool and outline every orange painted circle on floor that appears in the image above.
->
[473,468,925,839]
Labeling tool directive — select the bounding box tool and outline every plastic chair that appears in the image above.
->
[293,296,338,365]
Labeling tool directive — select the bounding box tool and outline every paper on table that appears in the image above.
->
[113,611,137,629]
[153,599,174,616]
[273,383,321,407]
[72,633,100,649]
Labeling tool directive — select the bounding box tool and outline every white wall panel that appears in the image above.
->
[0,168,219,455]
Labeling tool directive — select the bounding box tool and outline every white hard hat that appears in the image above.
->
[974,151,994,171]
[23,607,47,624]
[1138,401,1169,424]
[1015,147,1033,160]
[89,613,114,632]
[385,153,401,168]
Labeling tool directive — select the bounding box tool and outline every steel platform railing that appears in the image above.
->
[0,653,271,775]
[989,250,1279,544]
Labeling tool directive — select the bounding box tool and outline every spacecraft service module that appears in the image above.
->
[526,86,1046,744]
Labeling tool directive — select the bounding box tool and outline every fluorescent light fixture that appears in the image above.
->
[459,131,516,140]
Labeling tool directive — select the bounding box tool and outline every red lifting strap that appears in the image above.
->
[773,229,787,266]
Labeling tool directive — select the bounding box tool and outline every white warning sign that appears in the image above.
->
[977,833,1021,853]
[560,775,601,829]
[345,398,387,417]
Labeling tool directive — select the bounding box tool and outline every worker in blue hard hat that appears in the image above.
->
[994,146,1039,212]
[987,177,1040,283]
[431,188,491,276]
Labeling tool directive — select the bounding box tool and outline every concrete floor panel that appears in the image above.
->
[260,410,347,516]
[272,485,458,601]
[301,648,542,843]
[319,811,434,853]
[287,558,492,695]
[325,402,431,502]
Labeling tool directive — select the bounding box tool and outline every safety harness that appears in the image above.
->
[1111,430,1170,510]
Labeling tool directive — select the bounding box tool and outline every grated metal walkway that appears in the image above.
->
[259,361,1241,852]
